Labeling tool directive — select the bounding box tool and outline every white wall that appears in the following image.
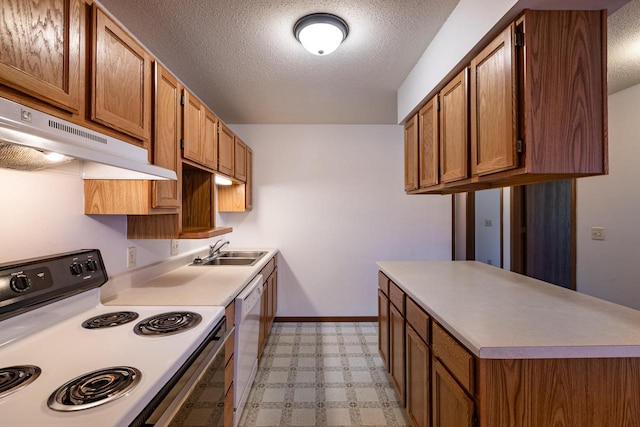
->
[576,83,640,310]
[0,163,213,275]
[222,125,452,317]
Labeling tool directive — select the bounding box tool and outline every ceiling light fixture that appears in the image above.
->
[294,13,349,56]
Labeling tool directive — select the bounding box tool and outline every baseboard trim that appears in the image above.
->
[274,316,377,323]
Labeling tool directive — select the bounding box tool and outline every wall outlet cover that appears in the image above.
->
[127,246,136,268]
[170,239,179,256]
[591,227,605,241]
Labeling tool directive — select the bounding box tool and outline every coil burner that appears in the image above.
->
[0,365,41,399]
[134,311,202,336]
[48,366,141,411]
[81,311,139,329]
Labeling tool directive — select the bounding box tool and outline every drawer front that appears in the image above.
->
[389,281,405,314]
[432,322,475,393]
[378,271,390,296]
[406,297,430,344]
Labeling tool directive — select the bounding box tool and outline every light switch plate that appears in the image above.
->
[591,227,605,241]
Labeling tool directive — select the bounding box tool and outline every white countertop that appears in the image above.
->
[377,261,640,359]
[102,248,278,308]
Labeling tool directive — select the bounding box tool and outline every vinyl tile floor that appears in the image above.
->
[237,322,411,427]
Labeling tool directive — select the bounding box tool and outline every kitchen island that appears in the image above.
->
[377,261,640,427]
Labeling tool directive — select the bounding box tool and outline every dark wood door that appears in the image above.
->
[432,359,474,427]
[407,325,430,427]
[512,179,575,289]
[389,303,405,405]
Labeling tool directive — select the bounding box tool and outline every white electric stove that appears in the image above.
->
[0,250,226,427]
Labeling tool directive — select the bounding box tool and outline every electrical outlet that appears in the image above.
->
[170,239,179,256]
[484,219,492,227]
[127,246,136,268]
[591,227,605,241]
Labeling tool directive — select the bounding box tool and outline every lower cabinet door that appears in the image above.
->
[378,290,390,369]
[432,359,474,427]
[389,304,405,405]
[407,325,430,427]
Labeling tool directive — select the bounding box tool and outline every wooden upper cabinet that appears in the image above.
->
[182,89,217,170]
[91,5,152,142]
[203,110,218,170]
[404,114,419,191]
[0,0,83,113]
[152,63,180,209]
[218,122,235,176]
[471,23,518,176]
[440,68,469,183]
[419,96,439,188]
[234,137,247,182]
[182,89,204,164]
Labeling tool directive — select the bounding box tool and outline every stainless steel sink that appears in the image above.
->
[190,250,266,266]
[217,251,267,259]
[200,258,257,266]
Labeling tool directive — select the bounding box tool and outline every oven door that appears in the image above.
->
[133,317,234,427]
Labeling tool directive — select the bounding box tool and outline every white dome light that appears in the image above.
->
[294,13,349,56]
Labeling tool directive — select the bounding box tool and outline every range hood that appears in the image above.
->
[0,97,177,180]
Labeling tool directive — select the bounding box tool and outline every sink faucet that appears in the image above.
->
[209,239,229,257]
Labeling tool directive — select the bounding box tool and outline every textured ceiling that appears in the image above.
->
[608,0,640,94]
[97,0,460,124]
[97,0,638,125]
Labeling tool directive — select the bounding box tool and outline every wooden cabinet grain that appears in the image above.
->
[91,5,152,143]
[218,122,235,176]
[408,10,607,194]
[218,146,252,212]
[234,137,247,182]
[419,96,440,189]
[378,289,390,369]
[389,302,406,405]
[404,114,419,191]
[407,325,430,427]
[439,68,469,184]
[470,23,517,177]
[152,63,181,209]
[84,63,180,215]
[432,359,474,427]
[182,88,217,170]
[258,256,278,360]
[0,0,83,113]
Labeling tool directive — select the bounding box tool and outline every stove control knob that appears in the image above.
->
[70,262,84,276]
[85,259,98,272]
[10,275,30,293]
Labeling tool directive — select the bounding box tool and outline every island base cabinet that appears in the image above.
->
[432,359,475,427]
[378,289,390,369]
[477,358,640,427]
[407,325,430,427]
[389,303,406,406]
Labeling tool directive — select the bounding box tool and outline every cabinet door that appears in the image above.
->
[440,68,469,183]
[152,64,180,208]
[389,303,405,405]
[419,96,439,188]
[471,24,518,176]
[245,148,253,210]
[404,114,419,191]
[203,110,218,169]
[432,359,474,427]
[234,137,247,182]
[258,281,268,360]
[182,89,204,164]
[378,290,390,369]
[218,122,235,176]
[0,0,83,113]
[92,5,151,142]
[407,325,430,427]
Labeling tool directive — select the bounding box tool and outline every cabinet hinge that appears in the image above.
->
[514,31,524,47]
[516,139,524,154]
[180,138,184,149]
[180,94,185,106]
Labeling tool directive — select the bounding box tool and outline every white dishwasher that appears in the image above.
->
[234,274,263,427]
